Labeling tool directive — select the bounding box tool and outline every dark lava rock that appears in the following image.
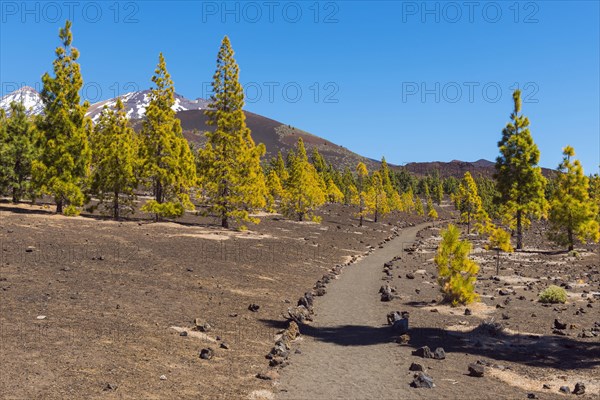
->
[527,394,537,399]
[103,383,117,391]
[199,348,214,360]
[559,386,570,394]
[392,318,409,335]
[411,372,435,388]
[314,287,327,296]
[220,342,230,350]
[464,308,472,316]
[409,362,424,371]
[256,370,280,380]
[406,273,415,279]
[179,331,188,337]
[554,319,567,330]
[433,347,446,360]
[573,382,585,395]
[412,346,432,359]
[468,363,485,377]
[248,304,260,312]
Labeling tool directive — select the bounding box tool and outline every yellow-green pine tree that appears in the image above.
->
[370,171,389,222]
[33,21,91,215]
[454,172,486,233]
[495,90,547,249]
[355,162,369,226]
[325,177,344,203]
[265,169,284,212]
[427,197,438,221]
[414,194,424,216]
[548,146,600,250]
[139,53,196,220]
[199,37,267,228]
[90,99,139,220]
[435,224,480,306]
[281,138,325,221]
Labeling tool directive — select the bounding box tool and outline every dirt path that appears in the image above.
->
[277,223,428,400]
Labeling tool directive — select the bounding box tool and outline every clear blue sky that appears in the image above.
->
[1,1,598,173]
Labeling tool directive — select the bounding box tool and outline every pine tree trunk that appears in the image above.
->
[221,215,229,228]
[567,228,574,251]
[56,199,63,214]
[467,212,471,234]
[113,191,119,221]
[12,187,18,203]
[516,210,523,250]
[359,214,363,227]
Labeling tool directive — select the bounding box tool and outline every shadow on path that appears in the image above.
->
[259,319,600,370]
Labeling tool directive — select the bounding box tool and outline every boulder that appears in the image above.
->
[433,347,446,360]
[573,382,585,395]
[409,362,424,371]
[468,363,484,377]
[411,372,435,388]
[199,348,214,360]
[554,319,567,330]
[412,346,432,359]
[248,304,260,312]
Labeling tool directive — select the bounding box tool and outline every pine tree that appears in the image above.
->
[433,181,444,205]
[342,167,357,205]
[401,187,416,213]
[589,173,600,222]
[454,172,486,234]
[90,99,139,220]
[435,224,480,306]
[32,20,91,215]
[199,37,267,228]
[281,138,325,221]
[0,102,38,202]
[139,53,196,220]
[272,151,289,183]
[265,169,284,212]
[325,177,344,203]
[414,194,424,216]
[495,90,547,249]
[369,171,389,222]
[379,157,401,210]
[548,146,600,250]
[0,109,9,195]
[427,197,438,221]
[355,162,369,226]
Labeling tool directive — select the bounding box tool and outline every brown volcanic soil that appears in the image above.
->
[1,200,597,399]
[273,220,600,399]
[0,202,430,399]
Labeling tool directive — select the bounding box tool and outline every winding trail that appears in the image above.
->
[277,223,429,400]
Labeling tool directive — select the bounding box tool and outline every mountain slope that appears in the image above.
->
[0,86,43,115]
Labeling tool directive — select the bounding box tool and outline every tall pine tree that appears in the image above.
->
[454,172,486,234]
[90,99,139,220]
[0,102,38,202]
[548,146,599,250]
[495,90,547,249]
[33,20,91,215]
[140,53,197,220]
[198,36,267,228]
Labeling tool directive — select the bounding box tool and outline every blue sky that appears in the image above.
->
[1,1,598,172]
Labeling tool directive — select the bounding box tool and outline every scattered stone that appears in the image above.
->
[199,348,214,360]
[36,315,46,320]
[412,346,432,359]
[25,246,35,252]
[295,349,302,354]
[411,372,435,388]
[179,331,188,337]
[229,313,238,317]
[380,284,396,302]
[159,375,167,381]
[220,342,230,350]
[248,304,260,312]
[433,347,445,360]
[406,273,415,279]
[396,334,410,345]
[257,370,280,381]
[314,287,327,296]
[464,308,472,316]
[409,362,424,371]
[103,383,117,391]
[499,289,513,296]
[554,319,567,330]
[552,329,567,336]
[468,363,485,377]
[527,394,537,399]
[573,382,585,395]
[542,384,551,390]
[559,386,570,394]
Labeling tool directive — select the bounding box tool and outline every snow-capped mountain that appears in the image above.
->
[0,86,44,116]
[0,87,209,122]
[86,90,209,122]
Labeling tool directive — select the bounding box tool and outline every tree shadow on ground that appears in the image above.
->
[259,319,600,370]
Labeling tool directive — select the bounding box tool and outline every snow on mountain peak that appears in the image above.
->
[0,86,44,116]
[0,87,209,122]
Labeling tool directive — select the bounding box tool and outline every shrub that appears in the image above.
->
[435,224,480,306]
[538,285,567,304]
